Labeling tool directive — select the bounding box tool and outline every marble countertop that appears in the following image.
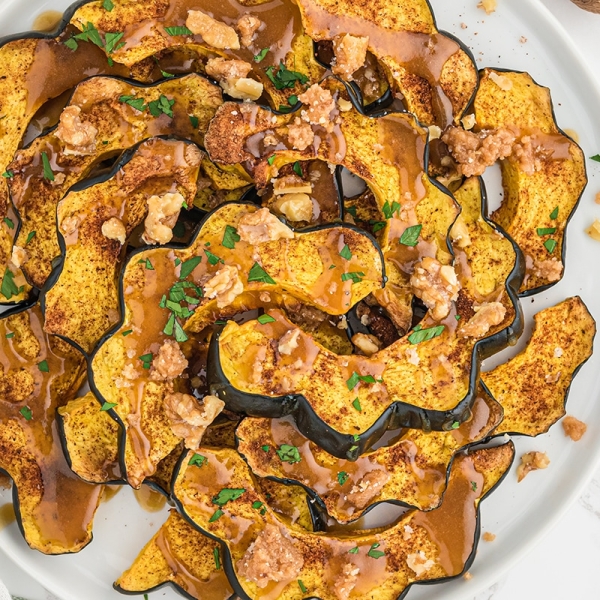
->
[2,0,600,599]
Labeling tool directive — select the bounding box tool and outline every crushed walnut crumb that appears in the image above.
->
[346,470,389,509]
[287,117,315,151]
[463,571,473,581]
[450,216,472,248]
[489,71,513,91]
[235,14,262,48]
[298,84,337,132]
[203,265,244,308]
[278,328,301,355]
[61,215,80,237]
[142,192,184,245]
[55,106,98,156]
[562,415,587,441]
[238,207,294,244]
[186,10,240,50]
[164,392,224,449]
[406,551,436,577]
[101,217,127,245]
[10,246,27,269]
[334,563,360,600]
[459,302,506,338]
[482,532,496,542]
[410,257,460,321]
[332,34,369,81]
[150,339,188,381]
[517,451,550,482]
[532,258,563,283]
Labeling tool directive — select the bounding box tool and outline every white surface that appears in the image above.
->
[1,0,600,599]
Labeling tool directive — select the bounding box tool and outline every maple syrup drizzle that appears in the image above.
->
[32,10,64,33]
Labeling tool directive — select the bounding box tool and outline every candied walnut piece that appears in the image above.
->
[236,14,262,48]
[406,551,435,577]
[334,563,361,600]
[278,328,301,355]
[532,258,563,283]
[351,332,381,356]
[512,135,546,175]
[10,245,27,268]
[482,532,496,542]
[186,10,240,50]
[55,106,98,156]
[517,451,550,482]
[274,193,313,222]
[442,126,516,177]
[298,84,337,132]
[562,415,587,441]
[477,0,498,14]
[164,393,225,449]
[142,192,184,245]
[450,215,471,248]
[459,302,506,338]
[346,470,389,509]
[150,339,188,382]
[61,215,80,237]
[332,34,369,81]
[287,117,315,151]
[203,265,244,308]
[410,257,460,321]
[205,57,263,101]
[101,217,127,245]
[115,363,139,389]
[238,208,294,244]
[237,524,304,588]
[489,71,512,90]
[273,174,312,195]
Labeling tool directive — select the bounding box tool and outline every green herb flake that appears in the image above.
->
[337,471,349,486]
[348,547,359,554]
[544,239,557,254]
[163,313,176,337]
[204,249,223,266]
[189,115,199,128]
[265,61,309,90]
[288,95,299,106]
[144,258,153,270]
[267,155,276,166]
[103,0,114,10]
[455,315,461,321]
[451,421,460,430]
[213,547,221,570]
[346,205,357,218]
[536,227,557,236]
[174,320,189,343]
[352,397,362,412]
[408,325,445,345]
[254,48,269,62]
[209,509,224,523]
[25,231,36,245]
[41,152,55,181]
[372,220,386,233]
[38,360,49,373]
[159,68,175,79]
[164,25,194,36]
[382,200,401,220]
[346,372,380,390]
[329,264,336,270]
[367,542,385,559]
[2,170,13,179]
[122,329,133,336]
[341,271,365,284]
[339,244,352,260]
[119,95,147,112]
[248,262,276,284]
[179,256,202,279]
[148,94,175,118]
[19,406,32,421]
[222,224,241,249]
[293,161,303,177]
[276,444,301,464]
[471,481,478,492]
[139,353,153,369]
[3,217,13,229]
[5,333,14,339]
[73,22,104,48]
[1,268,22,300]
[352,434,360,442]
[298,580,308,594]
[590,154,600,162]
[550,206,559,220]
[64,37,78,51]
[104,31,125,54]
[189,453,207,467]
[100,402,117,412]
[399,224,422,247]
[215,320,227,326]
[252,501,264,510]
[261,445,270,452]
[212,488,246,507]
[257,314,276,325]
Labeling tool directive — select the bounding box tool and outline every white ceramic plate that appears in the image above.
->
[1,0,600,599]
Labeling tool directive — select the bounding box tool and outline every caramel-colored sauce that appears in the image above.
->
[32,10,64,33]
[0,503,16,532]
[101,485,122,504]
[0,305,102,552]
[134,485,168,513]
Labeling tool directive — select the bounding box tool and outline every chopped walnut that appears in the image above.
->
[461,114,476,131]
[61,215,80,237]
[338,98,353,112]
[442,126,516,177]
[115,363,139,389]
[205,57,263,101]
[273,174,312,196]
[238,524,304,588]
[346,470,389,509]
[274,193,313,222]
[517,451,550,482]
[164,393,224,449]
[586,219,600,241]
[477,0,497,14]
[186,10,240,50]
[236,14,262,47]
[489,71,512,91]
[351,332,381,356]
[450,216,472,248]
[463,571,473,581]
[459,302,506,338]
[142,192,184,245]
[482,532,496,542]
[55,106,98,155]
[237,208,294,244]
[406,551,435,577]
[512,134,546,175]
[532,258,563,282]
[562,415,587,441]
[298,84,337,132]
[101,217,127,245]
[278,328,301,355]
[410,257,460,321]
[334,563,360,600]
[287,117,315,151]
[150,339,188,381]
[203,265,244,308]
[10,246,27,268]
[332,34,369,81]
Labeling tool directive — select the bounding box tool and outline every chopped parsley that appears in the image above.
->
[536,227,556,236]
[213,547,221,570]
[148,94,175,118]
[348,546,359,554]
[5,332,14,339]
[139,353,153,369]
[209,509,224,522]
[248,263,276,284]
[19,406,32,421]
[254,48,269,62]
[293,161,303,177]
[41,152,54,181]
[101,402,117,412]
[222,225,241,249]
[189,453,207,467]
[341,271,365,284]
[25,231,36,245]
[138,258,153,270]
[103,0,114,11]
[276,444,301,464]
[339,244,352,260]
[544,239,557,254]
[590,154,600,162]
[122,329,133,336]
[346,372,381,390]
[371,220,386,233]
[367,542,385,559]
[261,445,270,452]
[204,249,223,266]
[104,31,125,54]
[408,324,444,345]
[2,171,13,179]
[212,488,246,506]
[450,421,460,430]
[399,224,422,247]
[265,61,309,90]
[179,256,202,279]
[267,155,276,166]
[119,95,147,112]
[72,22,104,49]
[352,397,362,412]
[257,314,276,325]
[38,360,49,373]
[164,26,194,36]
[337,471,349,486]
[298,580,308,594]
[382,200,401,220]
[3,217,13,229]
[471,481,478,492]
[288,94,299,106]
[550,206,559,220]
[1,268,24,300]
[345,205,357,218]
[189,115,199,129]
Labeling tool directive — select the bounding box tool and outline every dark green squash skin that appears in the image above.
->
[208,177,524,459]
[169,441,515,600]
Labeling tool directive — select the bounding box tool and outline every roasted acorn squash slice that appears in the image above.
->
[471,69,587,294]
[172,443,514,600]
[42,137,203,355]
[8,73,222,289]
[0,303,104,554]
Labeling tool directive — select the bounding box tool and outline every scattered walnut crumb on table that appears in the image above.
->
[477,0,497,14]
[562,415,587,441]
[482,532,496,542]
[463,571,473,581]
[517,451,550,482]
